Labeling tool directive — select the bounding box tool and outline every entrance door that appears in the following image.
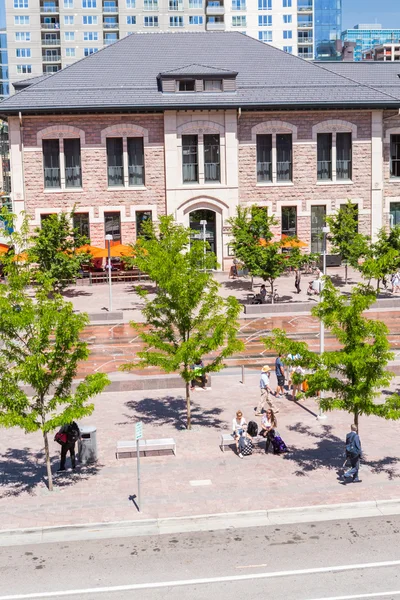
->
[189,209,216,255]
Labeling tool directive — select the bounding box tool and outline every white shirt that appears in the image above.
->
[260,372,270,389]
[232,417,246,434]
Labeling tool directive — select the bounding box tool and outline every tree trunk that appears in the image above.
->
[354,410,359,431]
[250,275,253,291]
[345,263,348,285]
[270,280,274,305]
[376,278,380,292]
[43,430,53,492]
[186,381,191,430]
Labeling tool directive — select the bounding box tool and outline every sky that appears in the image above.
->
[343,0,400,30]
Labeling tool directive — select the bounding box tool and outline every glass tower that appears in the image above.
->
[0,0,9,100]
[314,0,342,60]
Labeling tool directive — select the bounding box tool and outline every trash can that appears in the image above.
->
[78,425,97,465]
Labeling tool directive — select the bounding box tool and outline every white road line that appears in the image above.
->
[2,559,400,599]
[308,592,400,600]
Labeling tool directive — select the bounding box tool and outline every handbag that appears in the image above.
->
[54,432,68,445]
[302,380,309,392]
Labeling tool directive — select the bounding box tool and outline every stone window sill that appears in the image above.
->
[316,180,353,186]
[44,187,83,193]
[256,181,294,187]
[107,186,147,191]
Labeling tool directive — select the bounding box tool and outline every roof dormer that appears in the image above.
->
[158,63,237,93]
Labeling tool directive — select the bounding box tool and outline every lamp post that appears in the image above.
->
[200,219,207,270]
[317,225,330,420]
[105,234,113,312]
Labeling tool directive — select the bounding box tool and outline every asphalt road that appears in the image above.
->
[1,515,400,600]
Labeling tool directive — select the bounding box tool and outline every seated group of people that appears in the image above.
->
[232,409,287,459]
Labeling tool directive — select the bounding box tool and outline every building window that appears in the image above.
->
[277,134,292,182]
[178,79,195,91]
[104,32,118,43]
[64,15,74,24]
[16,64,32,73]
[15,32,31,41]
[106,138,124,186]
[63,0,73,6]
[83,15,98,23]
[73,213,90,238]
[204,79,222,91]
[82,0,96,6]
[14,0,29,7]
[84,47,98,55]
[144,16,158,26]
[104,212,121,243]
[136,210,152,238]
[283,0,291,6]
[390,202,400,227]
[336,133,352,180]
[256,134,272,182]
[390,135,400,178]
[16,48,31,57]
[232,15,246,26]
[84,31,99,40]
[258,31,272,42]
[144,0,158,8]
[189,0,202,6]
[232,0,246,8]
[126,0,135,6]
[311,206,326,253]
[283,46,293,53]
[258,15,272,25]
[317,133,332,181]
[182,135,198,183]
[43,139,61,189]
[14,15,30,25]
[127,137,145,186]
[204,134,220,183]
[64,32,75,40]
[65,47,75,57]
[64,139,82,188]
[126,15,136,24]
[170,16,184,26]
[281,206,297,237]
[283,30,292,39]
[258,0,271,8]
[283,14,292,23]
[189,15,203,24]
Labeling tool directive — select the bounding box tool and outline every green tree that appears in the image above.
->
[358,226,400,291]
[228,205,287,302]
[29,210,89,293]
[264,279,400,430]
[326,200,370,284]
[0,253,109,491]
[121,215,244,429]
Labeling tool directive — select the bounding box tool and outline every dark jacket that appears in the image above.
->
[60,422,81,445]
[346,431,362,457]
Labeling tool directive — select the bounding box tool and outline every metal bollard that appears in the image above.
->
[241,364,245,384]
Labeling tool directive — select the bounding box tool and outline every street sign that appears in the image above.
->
[135,421,143,440]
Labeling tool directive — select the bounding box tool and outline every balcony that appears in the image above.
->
[43,65,61,73]
[41,20,60,29]
[298,20,313,28]
[317,160,332,181]
[103,19,119,28]
[40,3,59,12]
[42,36,61,45]
[297,2,312,11]
[103,2,118,11]
[206,19,225,30]
[128,165,144,186]
[44,167,60,189]
[298,36,313,44]
[336,160,352,181]
[277,161,292,182]
[206,4,225,15]
[42,54,61,62]
[257,161,272,183]
[204,162,220,183]
[65,166,82,188]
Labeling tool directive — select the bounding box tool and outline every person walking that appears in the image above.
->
[256,365,276,416]
[56,421,80,472]
[294,268,301,294]
[275,354,285,398]
[341,424,362,484]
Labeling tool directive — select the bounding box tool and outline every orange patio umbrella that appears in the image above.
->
[281,235,308,249]
[75,244,104,255]
[91,244,136,259]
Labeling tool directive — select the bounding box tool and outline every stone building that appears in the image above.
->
[1,31,400,270]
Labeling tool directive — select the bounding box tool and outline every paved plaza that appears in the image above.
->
[1,372,400,531]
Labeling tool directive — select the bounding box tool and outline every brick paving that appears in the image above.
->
[1,372,400,530]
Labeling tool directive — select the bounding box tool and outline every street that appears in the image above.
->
[1,515,400,600]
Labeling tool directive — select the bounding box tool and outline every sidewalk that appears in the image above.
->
[1,374,399,531]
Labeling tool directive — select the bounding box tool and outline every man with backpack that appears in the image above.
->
[56,421,81,472]
[341,424,362,484]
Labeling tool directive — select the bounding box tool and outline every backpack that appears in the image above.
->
[67,422,80,444]
[239,437,253,456]
[346,433,359,457]
[247,421,258,438]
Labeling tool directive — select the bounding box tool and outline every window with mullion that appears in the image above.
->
[204,134,220,183]
[43,139,60,188]
[336,133,352,180]
[317,133,332,180]
[182,135,198,183]
[390,135,400,178]
[104,211,121,242]
[281,206,297,237]
[73,212,90,238]
[64,138,82,188]
[256,134,272,182]
[127,137,145,186]
[106,137,124,186]
[276,133,292,182]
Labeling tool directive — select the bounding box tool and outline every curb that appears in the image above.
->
[1,499,400,548]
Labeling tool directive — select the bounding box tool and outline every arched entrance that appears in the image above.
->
[189,209,217,256]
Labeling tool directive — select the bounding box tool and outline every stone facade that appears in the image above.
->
[8,108,400,270]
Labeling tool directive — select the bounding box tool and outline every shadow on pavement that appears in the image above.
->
[0,447,103,497]
[62,288,93,298]
[222,279,252,292]
[121,395,224,430]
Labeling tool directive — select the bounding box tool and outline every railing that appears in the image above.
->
[103,4,118,10]
[204,162,220,182]
[277,161,292,181]
[206,5,225,14]
[297,3,313,11]
[40,5,59,12]
[107,165,124,186]
[128,164,144,186]
[206,20,225,29]
[336,160,352,180]
[43,54,61,62]
[390,159,400,178]
[103,21,119,27]
[41,22,60,29]
[298,36,313,43]
[298,20,313,27]
[42,37,60,45]
[257,161,272,182]
[183,163,198,183]
[65,166,82,188]
[317,160,332,180]
[104,38,118,44]
[44,167,60,188]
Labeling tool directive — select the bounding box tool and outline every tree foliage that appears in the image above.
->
[121,215,244,429]
[264,279,400,430]
[358,226,400,290]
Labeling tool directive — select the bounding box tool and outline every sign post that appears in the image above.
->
[135,421,143,512]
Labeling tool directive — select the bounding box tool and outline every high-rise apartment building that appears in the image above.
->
[0,0,9,100]
[2,0,339,91]
[341,24,400,62]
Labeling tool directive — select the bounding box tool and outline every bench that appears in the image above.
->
[220,433,266,453]
[116,438,176,459]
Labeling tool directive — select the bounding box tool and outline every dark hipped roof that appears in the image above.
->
[12,73,51,91]
[159,63,237,77]
[1,31,400,114]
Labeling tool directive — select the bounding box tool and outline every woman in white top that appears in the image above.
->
[232,410,247,452]
[292,364,305,400]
